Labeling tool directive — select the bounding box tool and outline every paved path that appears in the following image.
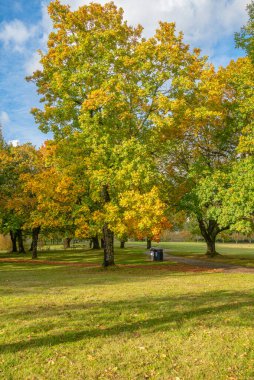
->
[163,250,254,274]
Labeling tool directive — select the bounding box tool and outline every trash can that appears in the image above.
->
[150,247,163,261]
[157,248,163,261]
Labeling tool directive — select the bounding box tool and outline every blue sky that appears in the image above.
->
[0,0,249,147]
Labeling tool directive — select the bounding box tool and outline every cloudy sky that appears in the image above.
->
[0,0,249,146]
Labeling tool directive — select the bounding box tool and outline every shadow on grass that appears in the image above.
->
[0,247,149,265]
[1,290,254,354]
[0,261,221,299]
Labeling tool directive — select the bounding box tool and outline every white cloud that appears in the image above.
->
[0,19,36,52]
[25,52,43,75]
[24,2,52,75]
[0,111,10,125]
[41,1,53,45]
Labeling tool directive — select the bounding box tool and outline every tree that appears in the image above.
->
[217,57,254,235]
[20,141,82,258]
[158,57,253,256]
[28,1,204,265]
[232,5,254,236]
[55,134,171,265]
[235,1,254,62]
[218,159,254,234]
[0,143,39,254]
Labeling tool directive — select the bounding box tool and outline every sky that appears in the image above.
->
[0,0,249,147]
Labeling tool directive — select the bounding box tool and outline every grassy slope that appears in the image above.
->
[1,247,254,379]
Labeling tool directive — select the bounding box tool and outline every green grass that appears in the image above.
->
[158,241,254,267]
[1,240,254,267]
[1,241,254,268]
[162,241,254,257]
[1,247,254,379]
[0,243,152,265]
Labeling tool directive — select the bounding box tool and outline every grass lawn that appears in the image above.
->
[1,240,254,268]
[0,244,153,265]
[1,246,254,379]
[157,241,254,267]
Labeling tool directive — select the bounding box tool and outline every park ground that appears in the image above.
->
[1,242,254,379]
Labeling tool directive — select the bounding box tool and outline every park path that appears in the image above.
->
[163,250,254,274]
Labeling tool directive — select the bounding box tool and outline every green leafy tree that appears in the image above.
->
[0,143,39,253]
[159,58,253,256]
[19,141,82,258]
[28,1,204,265]
[217,56,254,234]
[235,1,254,62]
[218,159,254,233]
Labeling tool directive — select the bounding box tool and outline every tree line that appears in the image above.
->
[0,0,253,265]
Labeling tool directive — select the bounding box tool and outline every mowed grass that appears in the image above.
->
[1,241,254,266]
[0,243,153,265]
[123,241,254,267]
[1,246,254,379]
[158,241,254,267]
[161,241,254,258]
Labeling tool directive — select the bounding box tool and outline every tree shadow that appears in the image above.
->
[0,263,219,298]
[1,290,254,354]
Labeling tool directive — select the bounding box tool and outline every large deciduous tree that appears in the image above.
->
[158,57,253,256]
[218,58,254,234]
[28,0,204,265]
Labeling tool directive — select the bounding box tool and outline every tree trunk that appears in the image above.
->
[31,226,41,259]
[29,241,33,251]
[205,238,217,257]
[120,240,125,249]
[101,184,114,266]
[197,218,226,257]
[103,224,114,266]
[17,229,25,253]
[147,238,152,250]
[63,237,71,249]
[101,238,104,249]
[92,235,100,250]
[10,230,18,253]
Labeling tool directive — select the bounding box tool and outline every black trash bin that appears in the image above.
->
[150,247,163,261]
[156,248,163,261]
